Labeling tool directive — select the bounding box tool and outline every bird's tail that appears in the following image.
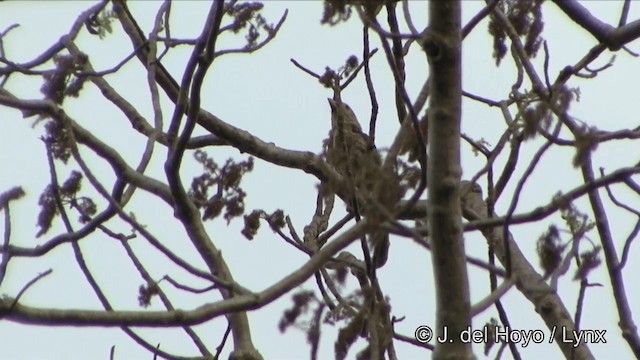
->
[370,230,389,268]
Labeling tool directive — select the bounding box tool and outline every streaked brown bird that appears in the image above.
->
[324,98,395,268]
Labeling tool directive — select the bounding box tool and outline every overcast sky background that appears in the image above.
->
[1,1,639,359]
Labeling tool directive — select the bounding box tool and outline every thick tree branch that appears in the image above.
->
[553,0,640,50]
[581,157,640,356]
[112,1,345,190]
[461,183,595,360]
[423,1,472,359]
[0,221,367,326]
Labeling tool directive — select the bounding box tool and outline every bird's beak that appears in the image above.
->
[327,98,337,110]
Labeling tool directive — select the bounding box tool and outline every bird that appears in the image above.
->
[324,98,396,268]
